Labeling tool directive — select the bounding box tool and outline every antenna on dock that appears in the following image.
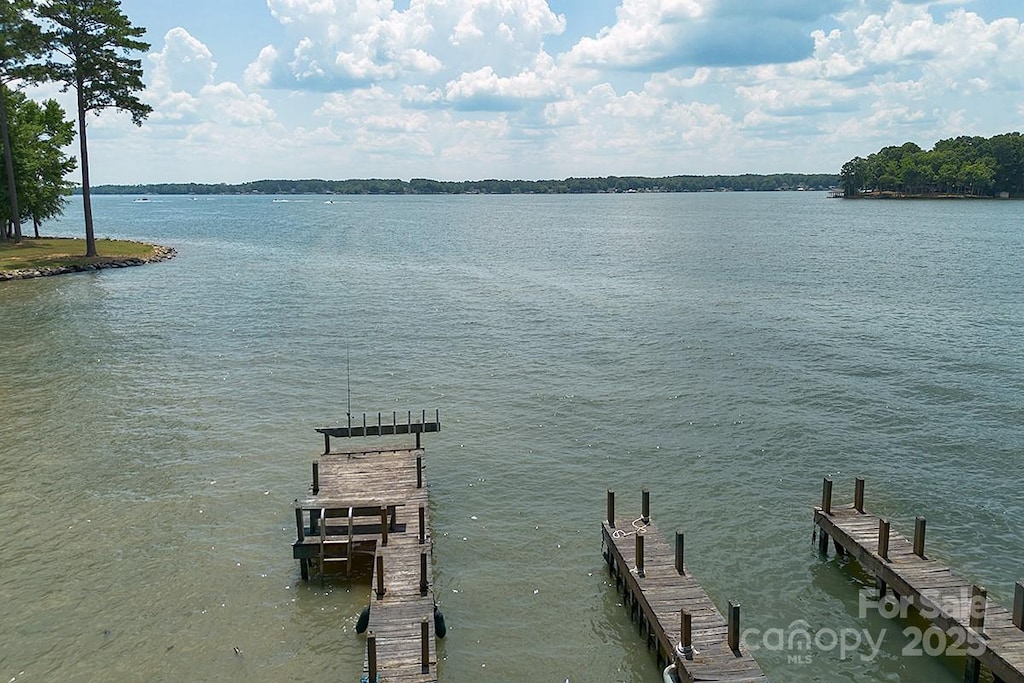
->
[346,345,352,429]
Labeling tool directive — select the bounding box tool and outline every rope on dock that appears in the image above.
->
[611,516,649,539]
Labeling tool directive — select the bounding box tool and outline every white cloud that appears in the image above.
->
[148,27,216,94]
[249,0,564,90]
[62,1,1024,183]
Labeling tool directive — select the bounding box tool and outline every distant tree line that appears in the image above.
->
[90,173,839,196]
[839,132,1024,198]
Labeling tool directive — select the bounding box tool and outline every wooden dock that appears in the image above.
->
[815,477,1024,683]
[292,411,443,682]
[602,489,768,682]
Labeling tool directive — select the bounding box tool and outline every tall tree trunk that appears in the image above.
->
[0,84,23,243]
[76,78,96,257]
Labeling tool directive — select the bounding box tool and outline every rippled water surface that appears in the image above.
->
[1,192,1021,682]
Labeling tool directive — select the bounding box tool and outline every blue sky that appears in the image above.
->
[32,0,1024,184]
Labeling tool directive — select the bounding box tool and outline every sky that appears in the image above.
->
[27,0,1024,184]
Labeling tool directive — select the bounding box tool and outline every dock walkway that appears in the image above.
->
[602,489,767,682]
[292,412,442,682]
[815,477,1024,683]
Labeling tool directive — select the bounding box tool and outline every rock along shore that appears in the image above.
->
[0,244,177,282]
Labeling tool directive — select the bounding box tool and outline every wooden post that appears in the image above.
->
[367,632,377,682]
[294,505,304,542]
[969,585,987,632]
[379,507,389,546]
[965,656,981,683]
[817,526,829,555]
[299,558,309,582]
[680,609,692,656]
[1013,580,1024,630]
[675,531,685,575]
[421,617,430,673]
[419,506,426,544]
[636,534,645,578]
[913,516,927,558]
[416,455,423,488]
[877,518,890,561]
[641,487,650,524]
[854,477,865,513]
[728,601,740,653]
[375,555,385,599]
[312,462,319,495]
[821,477,833,515]
[607,489,615,527]
[420,551,429,596]
[323,432,330,455]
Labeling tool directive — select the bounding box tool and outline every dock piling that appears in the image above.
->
[641,487,650,525]
[679,609,692,658]
[1014,581,1024,630]
[913,516,927,558]
[821,477,833,515]
[420,552,428,596]
[728,601,741,653]
[294,505,304,542]
[636,534,645,578]
[380,507,389,547]
[877,518,890,561]
[367,632,377,682]
[675,531,685,575]
[419,506,426,544]
[312,462,319,495]
[421,618,430,673]
[970,585,987,632]
[376,555,385,599]
[416,455,422,488]
[854,477,865,513]
[607,489,615,527]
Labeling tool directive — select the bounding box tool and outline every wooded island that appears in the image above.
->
[839,132,1024,198]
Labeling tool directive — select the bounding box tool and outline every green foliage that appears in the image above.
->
[840,133,1024,197]
[0,0,48,84]
[1,0,50,240]
[0,88,77,231]
[36,0,151,124]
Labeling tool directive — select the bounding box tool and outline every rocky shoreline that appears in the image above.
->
[0,244,177,282]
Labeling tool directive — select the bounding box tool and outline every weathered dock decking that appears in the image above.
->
[292,412,442,682]
[815,478,1024,683]
[602,489,768,682]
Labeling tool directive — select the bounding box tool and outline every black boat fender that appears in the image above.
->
[433,603,447,638]
[356,605,370,633]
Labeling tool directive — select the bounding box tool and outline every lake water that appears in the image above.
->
[0,192,1021,682]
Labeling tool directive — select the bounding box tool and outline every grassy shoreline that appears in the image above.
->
[0,237,175,279]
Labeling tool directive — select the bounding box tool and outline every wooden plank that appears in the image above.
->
[294,436,439,682]
[815,503,1024,683]
[603,518,767,682]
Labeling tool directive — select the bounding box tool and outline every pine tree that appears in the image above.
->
[37,0,151,257]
